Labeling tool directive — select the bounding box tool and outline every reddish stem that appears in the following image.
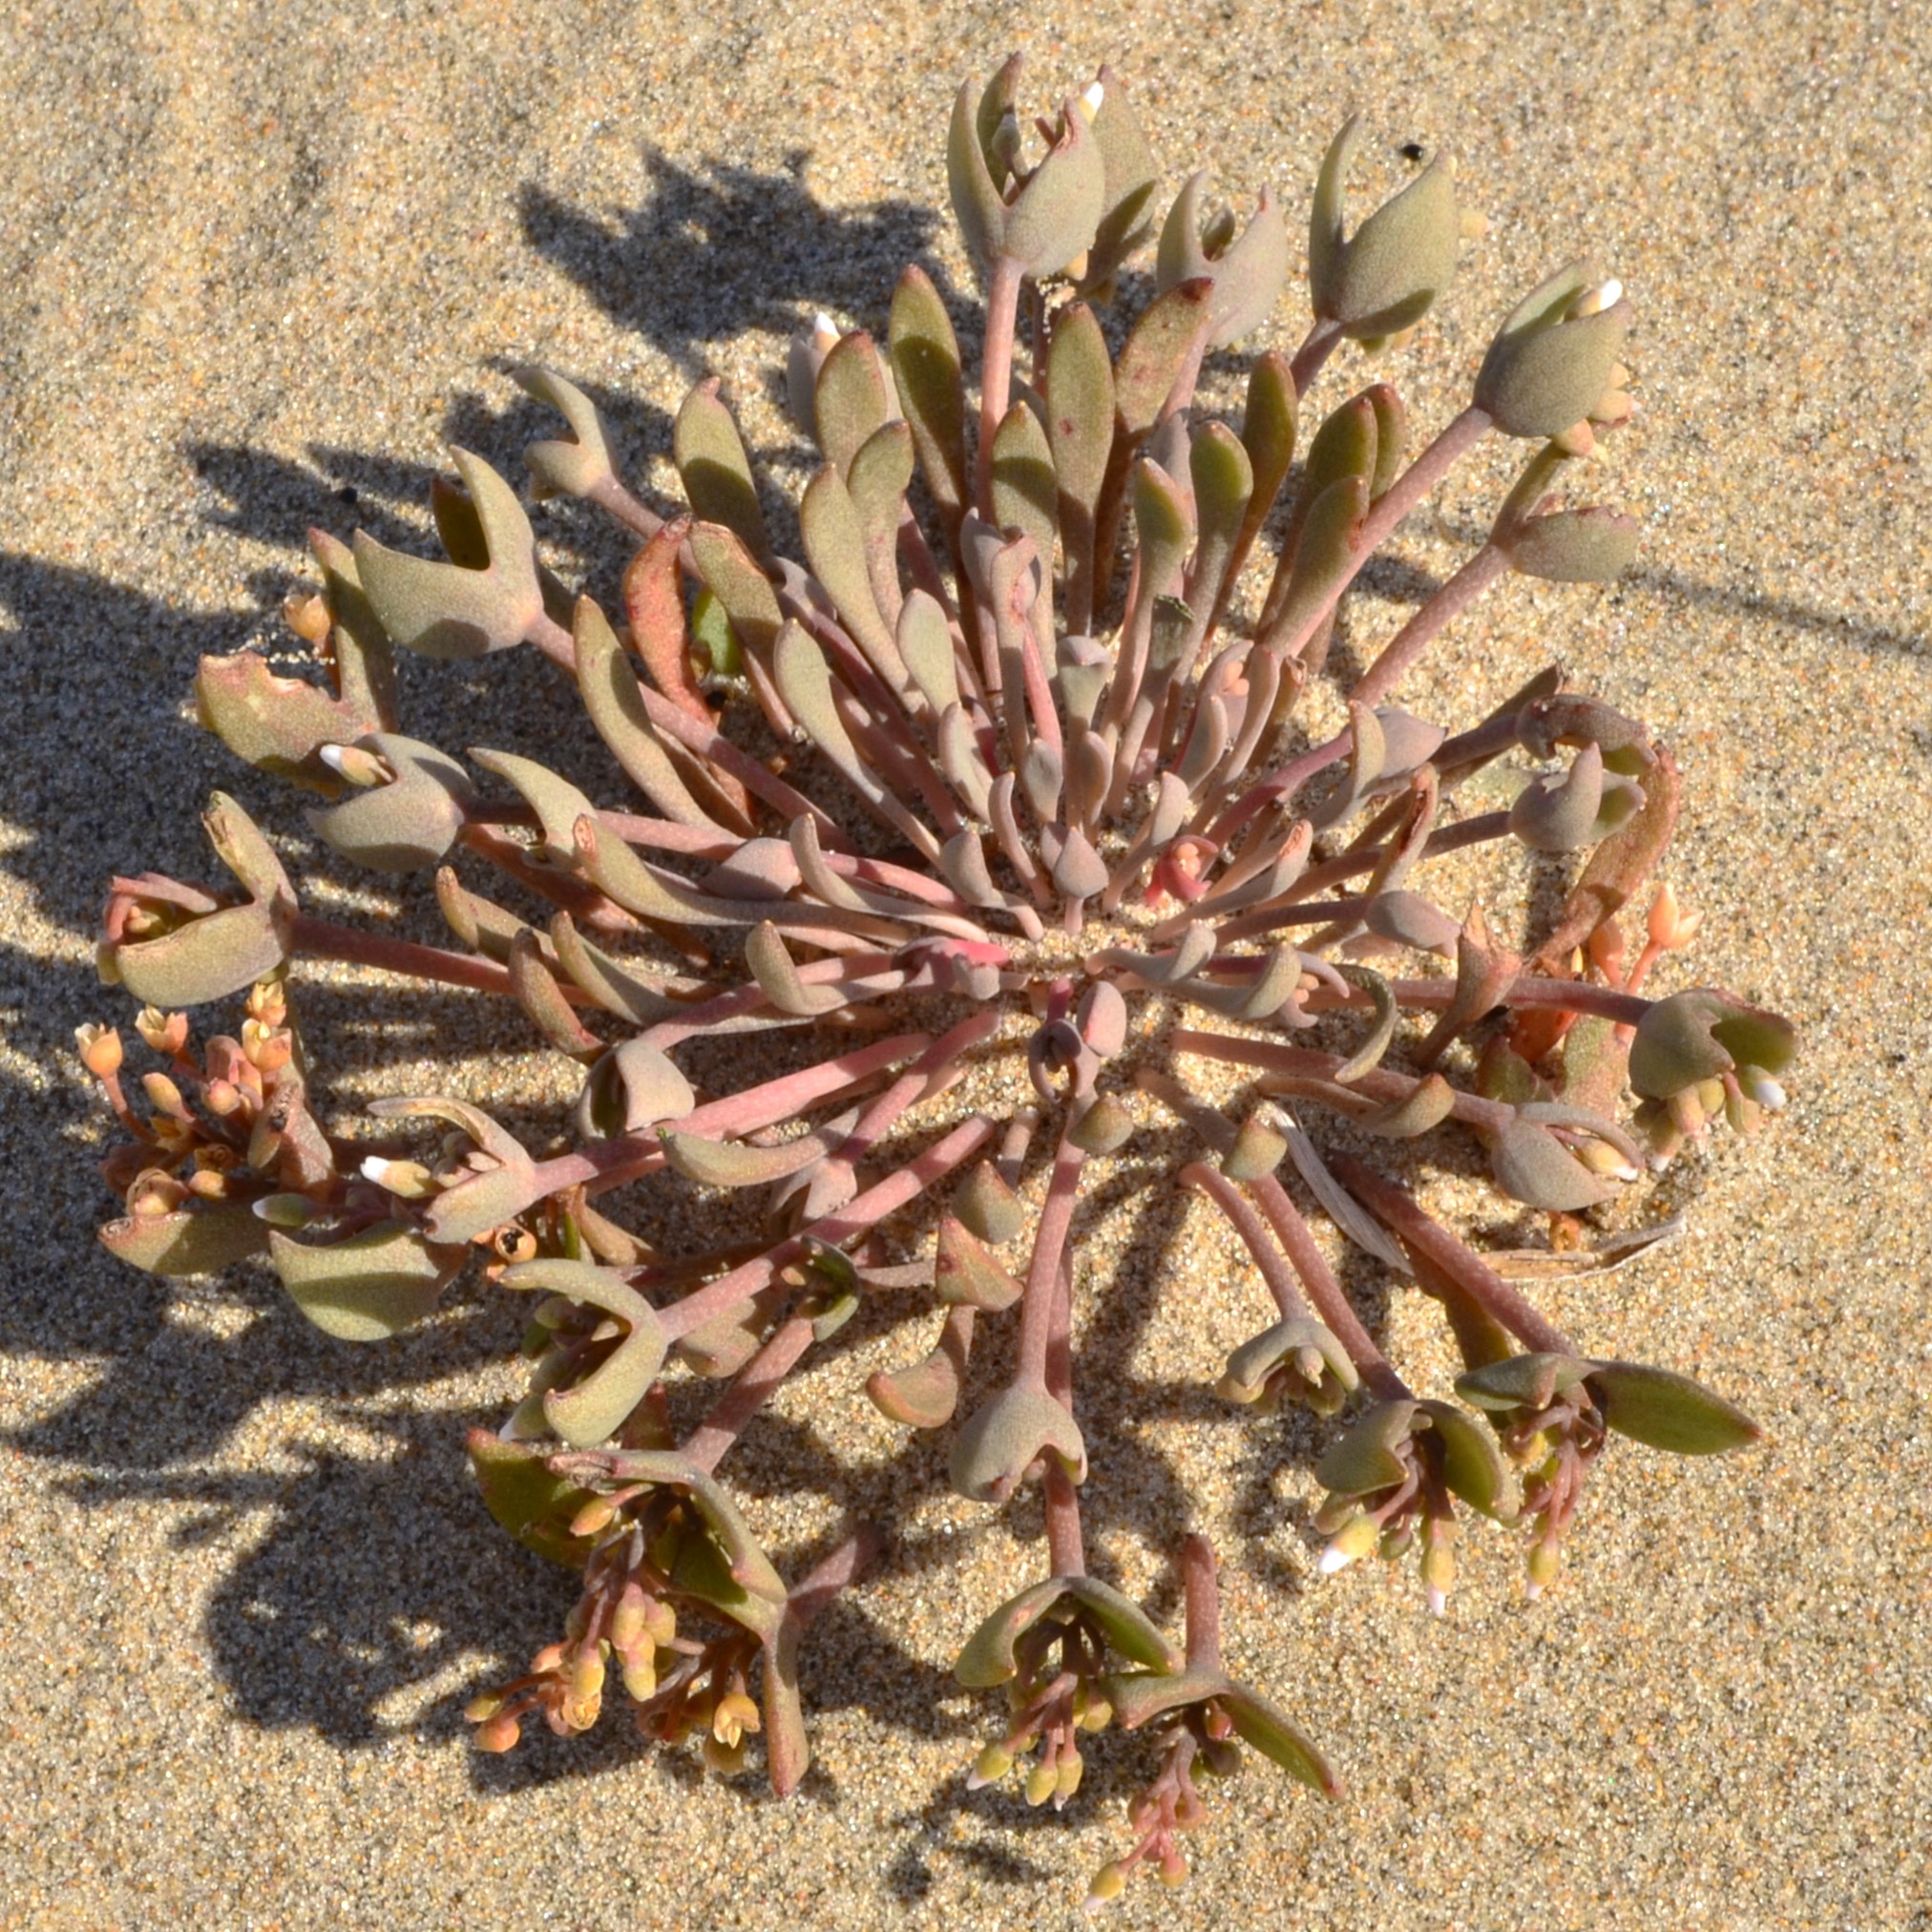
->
[1349,541,1511,708]
[1179,1534,1223,1672]
[976,255,1026,516]
[658,1114,997,1343]
[1180,1162,1311,1322]
[289,914,536,998]
[1288,316,1344,397]
[1042,1254,1085,1579]
[1263,405,1492,662]
[682,1314,817,1474]
[525,1033,932,1198]
[1248,1170,1410,1401]
[1017,1128,1086,1389]
[1331,1156,1574,1355]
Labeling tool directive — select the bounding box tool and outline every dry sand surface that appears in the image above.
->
[2,2,1928,1927]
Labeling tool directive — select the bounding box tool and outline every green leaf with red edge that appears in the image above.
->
[1220,1681,1342,1794]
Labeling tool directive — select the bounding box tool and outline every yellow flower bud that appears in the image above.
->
[712,1690,761,1748]
[569,1498,618,1539]
[1085,1861,1127,1906]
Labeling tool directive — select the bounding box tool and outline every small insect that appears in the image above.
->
[1397,139,1426,162]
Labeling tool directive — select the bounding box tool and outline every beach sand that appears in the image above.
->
[1,2,1927,1925]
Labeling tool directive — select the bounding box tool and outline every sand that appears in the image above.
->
[1,2,1927,1926]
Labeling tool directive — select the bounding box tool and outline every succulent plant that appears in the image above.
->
[79,57,1793,1904]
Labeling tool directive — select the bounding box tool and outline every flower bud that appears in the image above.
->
[1421,1528,1456,1616]
[76,1023,124,1079]
[1084,1861,1128,1908]
[713,1690,761,1748]
[359,1156,439,1200]
[569,1498,619,1539]
[473,1712,522,1752]
[136,1007,189,1056]
[610,1585,649,1653]
[141,1072,188,1118]
[1647,883,1703,952]
[1526,1539,1562,1598]
[1474,262,1633,438]
[284,588,333,646]
[1318,1510,1381,1575]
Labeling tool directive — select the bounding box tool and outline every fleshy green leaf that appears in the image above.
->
[1221,1682,1342,1793]
[466,1429,603,1568]
[1314,1398,1417,1498]
[500,1259,669,1447]
[949,1386,1086,1502]
[1587,1360,1763,1455]
[1418,1399,1518,1519]
[956,1575,1178,1688]
[269,1221,464,1341]
[352,451,542,658]
[305,733,473,873]
[675,378,768,559]
[98,1204,269,1278]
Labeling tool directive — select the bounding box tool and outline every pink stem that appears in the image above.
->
[787,1524,885,1626]
[682,1314,817,1474]
[1204,729,1351,847]
[1350,542,1511,708]
[659,1114,997,1342]
[1179,1534,1223,1672]
[1017,1128,1085,1389]
[289,914,538,998]
[1249,1172,1409,1401]
[1180,1162,1311,1321]
[1042,1257,1084,1578]
[1288,317,1344,397]
[527,1033,931,1196]
[640,956,908,1049]
[976,255,1026,517]
[1267,406,1492,662]
[1330,1155,1575,1355]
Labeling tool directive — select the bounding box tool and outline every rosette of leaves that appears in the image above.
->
[76,53,1793,1901]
